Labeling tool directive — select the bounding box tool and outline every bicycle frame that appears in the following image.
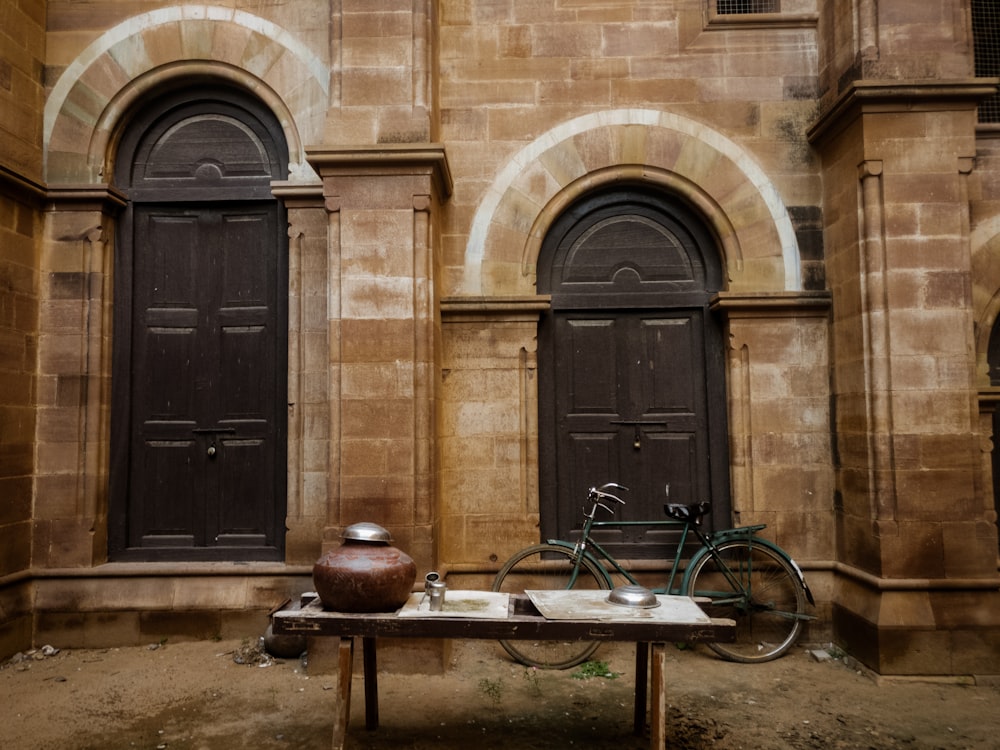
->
[548,515,813,609]
[493,483,815,667]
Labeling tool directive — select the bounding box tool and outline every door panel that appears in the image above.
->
[125,204,281,559]
[565,319,619,413]
[137,440,197,547]
[550,311,711,556]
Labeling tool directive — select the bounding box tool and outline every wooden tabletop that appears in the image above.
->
[272,592,734,644]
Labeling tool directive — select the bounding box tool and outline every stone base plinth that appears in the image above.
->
[834,575,1000,676]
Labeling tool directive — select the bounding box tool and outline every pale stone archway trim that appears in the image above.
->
[461,108,803,296]
[44,5,329,183]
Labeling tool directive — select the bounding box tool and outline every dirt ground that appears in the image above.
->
[2,636,999,750]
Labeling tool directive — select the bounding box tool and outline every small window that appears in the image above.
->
[713,0,779,14]
[972,0,1000,123]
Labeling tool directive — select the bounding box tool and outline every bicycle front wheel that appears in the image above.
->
[686,539,807,663]
[491,543,609,669]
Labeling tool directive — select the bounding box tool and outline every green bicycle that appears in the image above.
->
[492,482,814,668]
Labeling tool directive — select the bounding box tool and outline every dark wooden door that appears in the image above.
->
[110,88,288,561]
[128,205,280,553]
[538,186,729,558]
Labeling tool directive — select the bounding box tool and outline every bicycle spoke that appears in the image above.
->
[491,543,608,669]
[687,540,807,663]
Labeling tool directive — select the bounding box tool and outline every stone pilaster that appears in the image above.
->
[307,145,451,572]
[272,183,330,565]
[810,81,1000,674]
[33,185,125,568]
[324,0,436,144]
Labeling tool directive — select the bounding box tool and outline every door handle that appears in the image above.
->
[207,444,217,458]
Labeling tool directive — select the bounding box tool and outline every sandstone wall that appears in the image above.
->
[0,0,46,657]
[434,0,835,586]
[1,0,996,675]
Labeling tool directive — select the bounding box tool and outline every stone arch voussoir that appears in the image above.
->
[44,7,329,184]
[462,109,802,297]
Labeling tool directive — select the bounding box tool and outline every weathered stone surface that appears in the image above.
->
[4,0,1000,677]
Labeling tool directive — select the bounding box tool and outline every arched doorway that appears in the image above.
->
[109,86,289,561]
[537,184,730,558]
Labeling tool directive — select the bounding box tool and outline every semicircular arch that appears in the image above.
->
[461,109,802,297]
[96,62,303,188]
[44,6,328,183]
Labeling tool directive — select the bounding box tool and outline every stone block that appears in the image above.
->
[341,319,415,362]
[34,577,167,613]
[0,613,32,661]
[880,524,945,579]
[35,611,142,649]
[342,361,409,404]
[343,37,411,69]
[540,78,612,107]
[341,398,414,440]
[140,610,222,643]
[342,276,415,319]
[951,626,1000,675]
[246,576,313,609]
[30,517,96,568]
[170,578,250,611]
[341,69,411,107]
[0,479,31,527]
[220,610,271,641]
[877,627,955,676]
[530,24,601,58]
[0,524,31,577]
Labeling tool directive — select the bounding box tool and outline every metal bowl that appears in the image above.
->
[607,584,660,609]
[341,522,393,543]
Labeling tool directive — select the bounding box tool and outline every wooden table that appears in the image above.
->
[272,591,734,750]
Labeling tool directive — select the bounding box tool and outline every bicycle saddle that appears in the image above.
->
[663,501,711,525]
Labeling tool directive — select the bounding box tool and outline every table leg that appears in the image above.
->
[362,637,379,730]
[648,643,667,750]
[331,637,354,750]
[634,642,649,735]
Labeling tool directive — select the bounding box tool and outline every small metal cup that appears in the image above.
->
[427,580,447,611]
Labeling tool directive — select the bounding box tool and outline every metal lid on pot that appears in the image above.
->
[341,522,393,543]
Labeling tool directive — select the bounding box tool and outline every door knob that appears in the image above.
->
[207,444,217,458]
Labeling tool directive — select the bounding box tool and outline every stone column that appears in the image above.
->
[308,145,451,570]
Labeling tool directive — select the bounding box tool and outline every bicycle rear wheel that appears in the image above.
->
[686,539,807,663]
[491,543,609,669]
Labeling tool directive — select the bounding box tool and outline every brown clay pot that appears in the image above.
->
[312,522,417,612]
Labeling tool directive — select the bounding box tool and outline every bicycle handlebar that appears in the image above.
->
[586,482,628,517]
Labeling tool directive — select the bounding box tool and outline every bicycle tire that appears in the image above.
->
[491,543,610,669]
[686,539,807,663]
